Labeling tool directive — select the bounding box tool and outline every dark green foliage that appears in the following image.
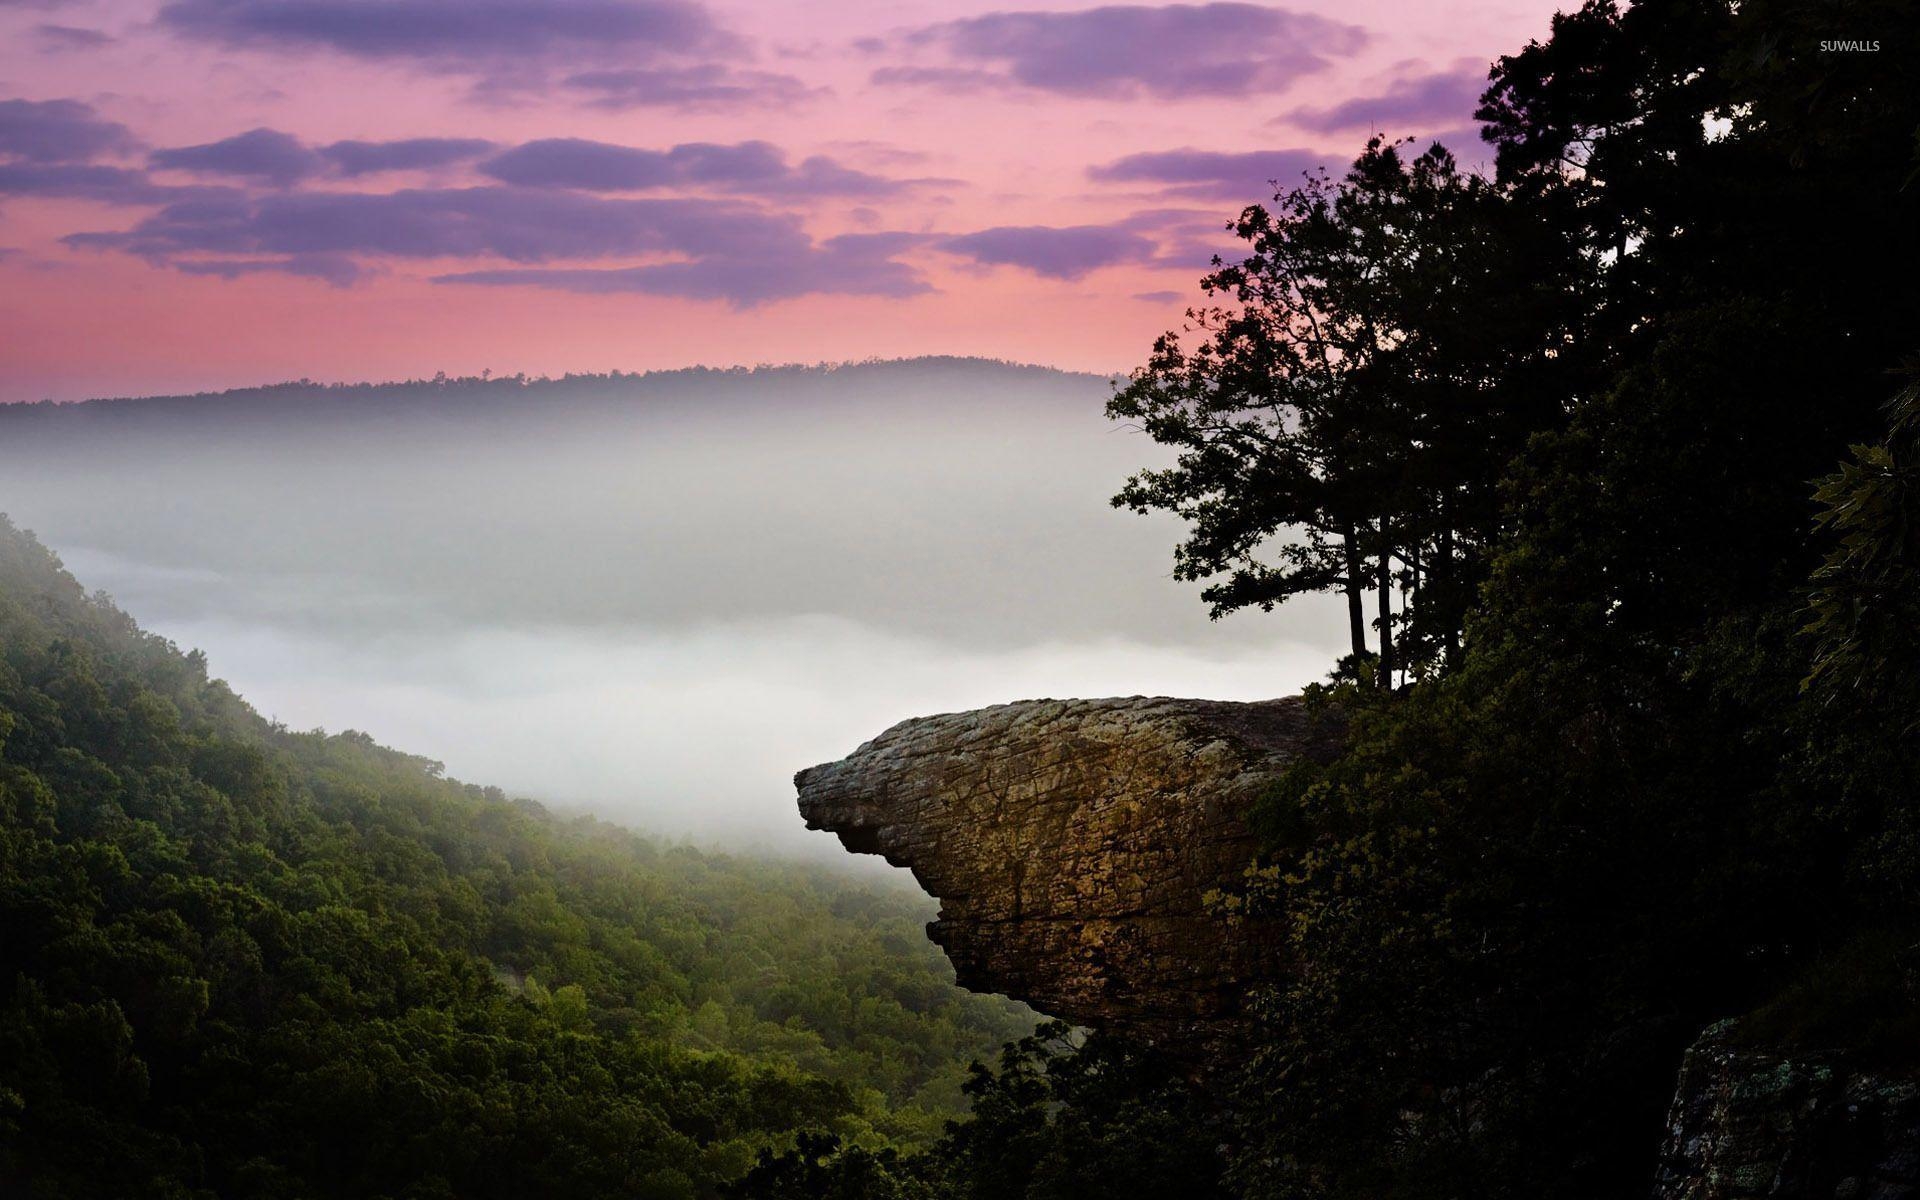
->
[931,1023,1228,1200]
[1805,374,1920,722]
[1094,1,1920,1196]
[1795,376,1920,955]
[729,1133,938,1200]
[732,1023,1229,1200]
[0,518,1033,1198]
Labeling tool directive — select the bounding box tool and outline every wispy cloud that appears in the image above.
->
[320,137,497,177]
[0,97,139,163]
[0,161,234,205]
[877,4,1367,99]
[63,183,930,305]
[151,127,325,187]
[172,252,369,286]
[1282,59,1486,134]
[67,187,773,261]
[561,64,819,110]
[478,138,917,198]
[1088,146,1324,200]
[23,102,939,303]
[157,0,728,64]
[33,24,116,51]
[938,224,1157,279]
[436,231,930,306]
[153,0,811,110]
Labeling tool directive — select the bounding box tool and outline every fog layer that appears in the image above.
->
[0,360,1344,850]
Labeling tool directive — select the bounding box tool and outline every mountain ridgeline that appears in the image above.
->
[0,358,1157,650]
[0,517,1035,1198]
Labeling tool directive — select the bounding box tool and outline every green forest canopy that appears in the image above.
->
[0,517,1033,1199]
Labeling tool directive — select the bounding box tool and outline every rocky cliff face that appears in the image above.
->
[793,695,1342,1068]
[1653,1021,1920,1199]
[798,695,1920,1193]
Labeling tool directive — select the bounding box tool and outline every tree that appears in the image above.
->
[1805,373,1920,712]
[1109,137,1587,685]
[1800,372,1920,919]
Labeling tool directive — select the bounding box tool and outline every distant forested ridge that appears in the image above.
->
[0,516,1033,1198]
[0,356,1196,660]
[0,358,1096,432]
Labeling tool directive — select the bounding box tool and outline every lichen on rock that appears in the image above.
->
[1653,1021,1920,1199]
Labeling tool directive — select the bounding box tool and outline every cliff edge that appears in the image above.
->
[794,695,1343,1068]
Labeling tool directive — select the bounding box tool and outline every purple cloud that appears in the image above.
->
[319,137,495,176]
[150,130,499,183]
[1132,290,1182,303]
[435,231,929,306]
[156,0,727,65]
[1116,207,1243,270]
[1088,147,1323,199]
[0,98,139,163]
[826,141,932,168]
[150,127,325,186]
[562,64,818,110]
[938,224,1156,279]
[866,66,1012,93]
[172,252,368,286]
[479,138,909,198]
[0,162,232,206]
[60,183,884,303]
[67,186,797,263]
[651,141,786,186]
[886,4,1367,99]
[483,138,732,190]
[60,172,931,304]
[34,24,116,50]
[772,157,914,199]
[1285,61,1486,133]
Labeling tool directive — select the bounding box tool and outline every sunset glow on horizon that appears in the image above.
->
[0,0,1565,402]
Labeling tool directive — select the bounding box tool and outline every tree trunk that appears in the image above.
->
[1343,523,1368,664]
[1376,531,1395,690]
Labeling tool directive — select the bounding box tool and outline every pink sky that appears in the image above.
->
[0,0,1565,402]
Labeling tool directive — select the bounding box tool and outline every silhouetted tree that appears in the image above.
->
[1109,137,1588,684]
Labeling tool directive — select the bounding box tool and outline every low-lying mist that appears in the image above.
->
[1,359,1343,853]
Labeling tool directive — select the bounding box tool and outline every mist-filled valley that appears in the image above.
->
[0,359,1343,851]
[6,0,1920,1194]
[0,517,1051,1196]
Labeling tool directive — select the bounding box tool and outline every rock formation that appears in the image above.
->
[798,695,1920,1193]
[1654,1021,1920,1199]
[794,695,1343,1068]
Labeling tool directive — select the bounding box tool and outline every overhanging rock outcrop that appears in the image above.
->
[794,696,1343,1068]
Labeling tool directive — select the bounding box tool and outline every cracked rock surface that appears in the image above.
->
[1653,1021,1920,1200]
[794,695,1342,1068]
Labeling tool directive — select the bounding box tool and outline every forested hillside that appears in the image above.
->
[0,517,1033,1199]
